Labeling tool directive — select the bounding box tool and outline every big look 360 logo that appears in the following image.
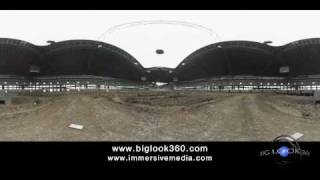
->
[259,135,311,168]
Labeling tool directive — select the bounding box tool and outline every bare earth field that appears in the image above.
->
[0,91,320,141]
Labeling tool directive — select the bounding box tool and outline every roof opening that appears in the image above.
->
[156,49,164,54]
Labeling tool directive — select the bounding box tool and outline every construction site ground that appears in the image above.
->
[0,90,319,141]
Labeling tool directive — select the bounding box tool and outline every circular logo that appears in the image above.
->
[278,146,289,158]
[271,135,303,168]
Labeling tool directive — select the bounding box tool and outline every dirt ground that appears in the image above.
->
[0,90,320,141]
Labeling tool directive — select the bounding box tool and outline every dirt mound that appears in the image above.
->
[107,91,226,107]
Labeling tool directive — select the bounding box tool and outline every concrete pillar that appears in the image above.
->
[314,90,320,103]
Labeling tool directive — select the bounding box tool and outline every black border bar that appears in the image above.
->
[0,142,318,169]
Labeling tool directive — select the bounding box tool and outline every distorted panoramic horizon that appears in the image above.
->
[1,10,320,142]
[1,10,320,68]
[1,9,320,169]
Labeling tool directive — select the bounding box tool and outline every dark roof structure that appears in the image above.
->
[0,38,40,76]
[145,67,175,83]
[174,41,282,81]
[0,38,320,83]
[39,40,145,81]
[279,38,320,77]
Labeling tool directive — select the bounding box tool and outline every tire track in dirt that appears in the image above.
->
[60,94,120,141]
[260,94,302,118]
[259,94,320,141]
[155,93,239,141]
[0,96,74,140]
[247,93,319,140]
[237,93,291,141]
[95,95,156,140]
[0,100,53,119]
[235,94,260,140]
[2,92,320,141]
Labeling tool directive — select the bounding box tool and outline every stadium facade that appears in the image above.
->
[0,38,320,92]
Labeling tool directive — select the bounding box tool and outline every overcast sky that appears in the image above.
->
[1,10,320,68]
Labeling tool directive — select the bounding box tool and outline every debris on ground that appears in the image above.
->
[69,124,84,130]
[302,111,311,118]
[291,132,304,140]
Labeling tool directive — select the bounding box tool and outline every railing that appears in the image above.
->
[1,75,320,95]
[0,75,151,93]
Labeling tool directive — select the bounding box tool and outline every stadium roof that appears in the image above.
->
[0,38,320,82]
